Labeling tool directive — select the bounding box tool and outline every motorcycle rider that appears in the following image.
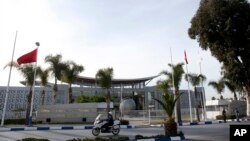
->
[101,111,114,132]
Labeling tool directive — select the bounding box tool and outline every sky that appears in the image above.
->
[0,0,232,100]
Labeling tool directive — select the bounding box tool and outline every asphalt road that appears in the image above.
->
[180,121,250,141]
[0,121,249,141]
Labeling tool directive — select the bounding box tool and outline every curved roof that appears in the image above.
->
[75,75,159,85]
[20,75,159,86]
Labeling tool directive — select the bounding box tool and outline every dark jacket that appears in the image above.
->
[107,113,114,125]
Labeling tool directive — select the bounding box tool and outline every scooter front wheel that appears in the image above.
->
[92,128,100,136]
[112,128,120,135]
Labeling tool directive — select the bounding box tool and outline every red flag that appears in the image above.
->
[184,50,188,64]
[17,48,37,65]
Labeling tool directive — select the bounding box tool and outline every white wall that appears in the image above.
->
[36,102,113,123]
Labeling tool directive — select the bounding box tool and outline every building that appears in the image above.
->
[0,75,205,123]
[206,99,246,119]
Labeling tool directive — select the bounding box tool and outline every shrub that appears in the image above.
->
[1,119,26,125]
[76,95,106,103]
[135,135,144,139]
[120,119,129,125]
[17,138,49,141]
[114,136,129,141]
[216,114,237,120]
[227,115,236,119]
[67,137,129,141]
[135,134,165,139]
[3,119,42,125]
[66,139,94,141]
[135,131,184,139]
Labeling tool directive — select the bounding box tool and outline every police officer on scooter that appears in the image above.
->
[102,111,114,132]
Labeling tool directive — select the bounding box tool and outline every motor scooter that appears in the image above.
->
[92,114,120,136]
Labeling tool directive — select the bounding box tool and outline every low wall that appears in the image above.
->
[36,102,113,123]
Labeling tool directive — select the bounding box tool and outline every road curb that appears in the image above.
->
[149,120,223,127]
[0,125,135,132]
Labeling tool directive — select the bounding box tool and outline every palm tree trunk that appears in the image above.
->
[196,107,200,122]
[175,90,182,124]
[164,117,177,136]
[53,84,58,104]
[69,85,72,104]
[106,89,111,113]
[233,92,238,100]
[26,87,32,125]
[194,87,200,122]
[41,89,45,105]
[176,98,182,124]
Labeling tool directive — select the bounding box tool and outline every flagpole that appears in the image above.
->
[185,50,193,123]
[170,48,177,122]
[1,31,18,126]
[28,42,40,126]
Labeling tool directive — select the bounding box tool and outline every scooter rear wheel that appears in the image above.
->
[92,128,100,136]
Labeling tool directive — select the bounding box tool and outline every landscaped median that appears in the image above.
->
[135,134,185,141]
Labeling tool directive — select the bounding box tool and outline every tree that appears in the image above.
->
[208,78,225,99]
[45,54,67,104]
[189,0,250,115]
[61,61,84,103]
[185,73,206,121]
[4,62,37,125]
[96,67,114,113]
[223,78,238,100]
[154,79,181,136]
[161,63,185,124]
[37,66,49,105]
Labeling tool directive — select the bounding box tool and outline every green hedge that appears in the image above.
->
[216,114,236,120]
[0,119,43,125]
[17,138,49,141]
[76,95,116,103]
[76,95,106,103]
[216,114,246,120]
[0,119,26,125]
[120,119,129,125]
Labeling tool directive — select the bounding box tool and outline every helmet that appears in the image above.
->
[108,111,112,115]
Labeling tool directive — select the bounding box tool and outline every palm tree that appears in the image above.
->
[61,61,84,103]
[161,63,185,124]
[37,66,49,105]
[45,54,67,104]
[208,78,225,99]
[4,62,37,125]
[154,79,181,136]
[223,78,238,100]
[95,67,113,113]
[185,73,206,122]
